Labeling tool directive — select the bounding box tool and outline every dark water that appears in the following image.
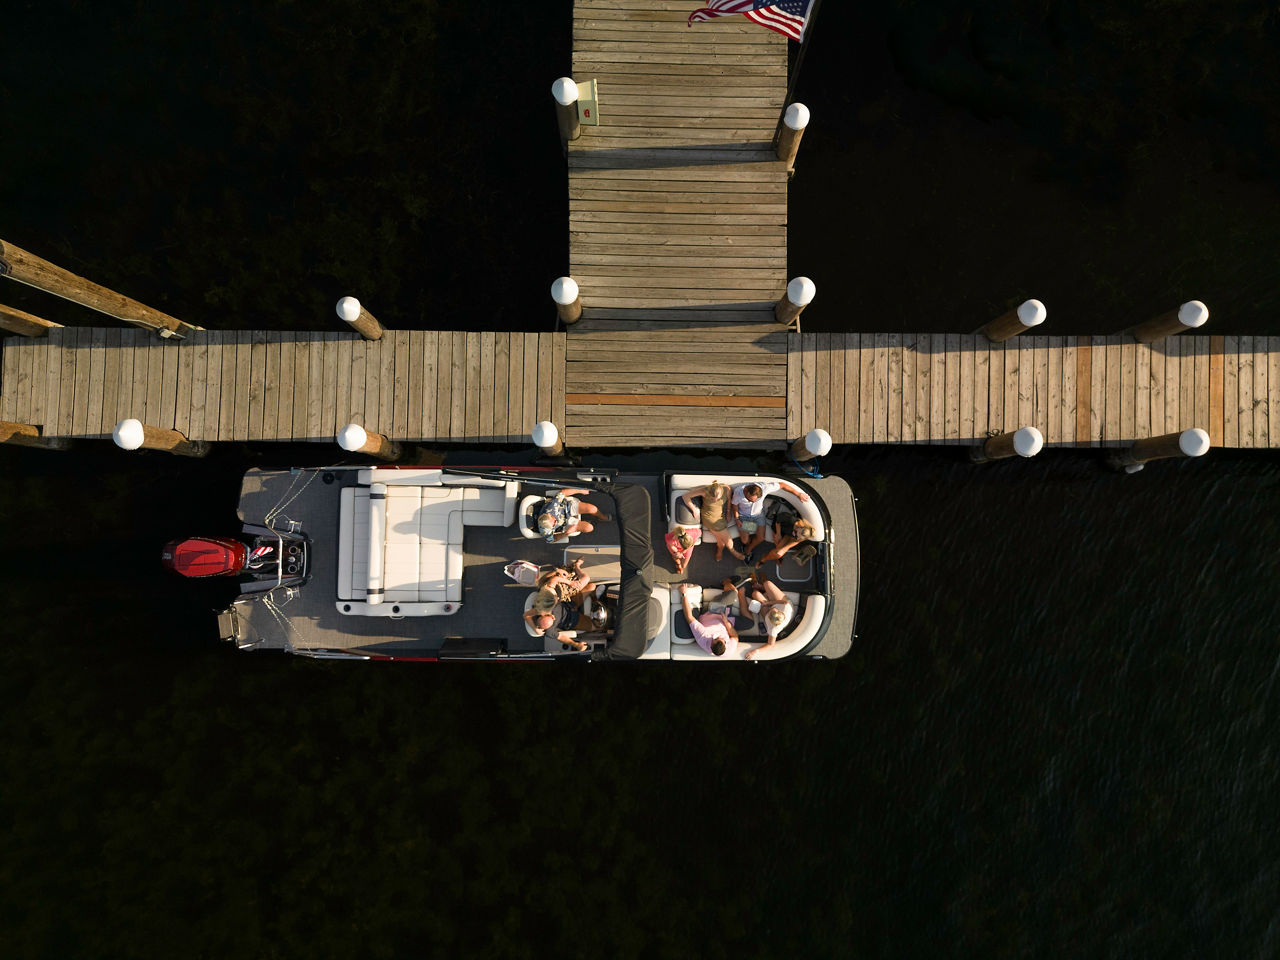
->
[3,3,1280,957]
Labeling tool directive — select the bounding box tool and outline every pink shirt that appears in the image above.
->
[691,612,737,656]
[665,528,701,563]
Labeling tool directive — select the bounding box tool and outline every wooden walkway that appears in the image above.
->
[0,328,563,443]
[789,333,1280,448]
[3,3,1279,452]
[563,0,791,444]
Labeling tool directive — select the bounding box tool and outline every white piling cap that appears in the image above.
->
[787,276,816,306]
[1017,299,1047,327]
[1179,427,1210,457]
[551,276,579,305]
[1013,426,1044,457]
[783,103,810,131]
[336,297,362,322]
[551,77,579,105]
[804,428,832,456]
[113,418,144,450]
[337,423,368,451]
[532,421,559,448]
[1178,300,1209,328]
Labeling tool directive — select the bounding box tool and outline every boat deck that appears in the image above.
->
[229,468,855,660]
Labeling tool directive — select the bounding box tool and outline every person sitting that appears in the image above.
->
[533,557,592,609]
[729,479,811,560]
[535,487,610,543]
[680,480,743,562]
[743,577,796,661]
[664,525,701,575]
[522,601,590,653]
[756,516,817,569]
[677,582,738,657]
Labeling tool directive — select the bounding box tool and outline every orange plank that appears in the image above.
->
[564,392,784,407]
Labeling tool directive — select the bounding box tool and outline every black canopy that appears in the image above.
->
[590,481,659,661]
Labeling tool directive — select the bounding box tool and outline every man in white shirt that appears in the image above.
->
[729,479,810,558]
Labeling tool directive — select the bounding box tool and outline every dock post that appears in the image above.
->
[775,277,816,326]
[551,277,582,325]
[112,418,209,457]
[0,238,200,339]
[1128,301,1209,343]
[776,103,809,171]
[337,423,401,461]
[552,78,581,144]
[790,428,831,462]
[1108,428,1210,473]
[981,299,1045,342]
[971,427,1043,463]
[0,420,70,450]
[0,303,61,337]
[335,297,384,341]
[532,421,564,457]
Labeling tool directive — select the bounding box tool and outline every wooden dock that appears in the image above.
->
[2,1,1278,452]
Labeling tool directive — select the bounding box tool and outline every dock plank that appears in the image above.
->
[1046,336,1061,443]
[886,333,902,443]
[1180,333,1197,434]
[322,335,342,440]
[348,338,367,428]
[930,334,946,443]
[180,333,201,440]
[1270,339,1280,447]
[521,332,538,441]
[1223,336,1238,447]
[1237,337,1254,445]
[379,334,397,436]
[913,334,930,442]
[987,341,1003,439]
[1003,335,1019,435]
[958,334,974,442]
[1149,339,1166,436]
[245,331,266,440]
[841,334,859,445]
[1253,335,1267,447]
[553,332,567,444]
[537,331,554,427]
[972,336,988,441]
[1208,335,1224,445]
[1133,341,1149,441]
[900,334,914,443]
[1164,337,1180,437]
[1102,335,1121,446]
[420,329,439,441]
[800,332,816,436]
[85,328,106,436]
[407,331,424,441]
[71,327,94,436]
[506,332,523,442]
[872,333,889,444]
[814,333,830,440]
[478,331,495,442]
[262,334,280,439]
[1119,337,1135,442]
[785,332,800,440]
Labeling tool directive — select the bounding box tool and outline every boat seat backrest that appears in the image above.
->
[668,585,825,662]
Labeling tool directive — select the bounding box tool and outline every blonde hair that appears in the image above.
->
[767,608,786,628]
[707,481,727,500]
[793,520,816,541]
[676,530,694,549]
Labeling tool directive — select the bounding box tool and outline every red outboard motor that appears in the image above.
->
[161,537,248,578]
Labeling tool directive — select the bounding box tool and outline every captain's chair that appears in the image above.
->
[517,494,582,544]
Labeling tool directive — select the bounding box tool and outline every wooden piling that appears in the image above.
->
[0,303,61,337]
[775,277,815,326]
[0,239,199,339]
[790,428,831,462]
[0,419,70,449]
[1109,428,1210,472]
[532,421,564,457]
[552,77,581,143]
[971,426,1043,462]
[551,277,581,325]
[112,418,209,457]
[335,297,384,341]
[981,299,1045,343]
[1129,301,1209,343]
[776,103,809,171]
[337,422,401,461]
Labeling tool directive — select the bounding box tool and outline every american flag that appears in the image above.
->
[688,0,813,42]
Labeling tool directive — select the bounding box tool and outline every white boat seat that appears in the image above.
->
[337,478,517,617]
[669,584,813,661]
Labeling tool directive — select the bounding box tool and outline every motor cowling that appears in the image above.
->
[161,537,247,578]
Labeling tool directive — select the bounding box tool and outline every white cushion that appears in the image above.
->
[383,543,421,602]
[445,543,463,602]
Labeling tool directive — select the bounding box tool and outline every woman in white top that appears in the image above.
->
[743,577,796,661]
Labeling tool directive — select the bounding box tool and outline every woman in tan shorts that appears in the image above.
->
[680,481,745,562]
